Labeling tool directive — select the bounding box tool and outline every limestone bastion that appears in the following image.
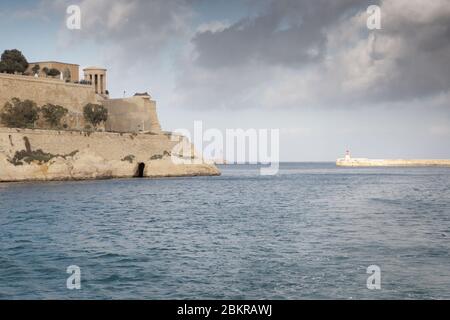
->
[0,63,219,182]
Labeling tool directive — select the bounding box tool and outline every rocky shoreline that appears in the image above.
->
[0,128,220,182]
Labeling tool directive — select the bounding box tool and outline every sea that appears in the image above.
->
[0,163,449,299]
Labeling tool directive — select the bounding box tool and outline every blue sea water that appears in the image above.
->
[0,163,449,299]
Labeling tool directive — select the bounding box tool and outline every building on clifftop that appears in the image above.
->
[1,60,162,134]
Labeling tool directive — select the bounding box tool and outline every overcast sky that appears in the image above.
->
[1,0,449,161]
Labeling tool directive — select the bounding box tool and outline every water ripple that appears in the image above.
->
[0,163,449,299]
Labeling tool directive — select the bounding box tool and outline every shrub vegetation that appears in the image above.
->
[0,49,29,74]
[31,64,40,75]
[47,68,61,77]
[41,104,68,128]
[0,98,39,128]
[83,103,108,128]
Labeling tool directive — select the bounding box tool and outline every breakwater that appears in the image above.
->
[336,158,450,167]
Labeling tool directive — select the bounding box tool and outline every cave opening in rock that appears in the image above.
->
[135,163,145,178]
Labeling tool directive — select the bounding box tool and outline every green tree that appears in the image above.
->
[0,98,39,128]
[83,103,108,128]
[31,64,40,75]
[41,104,68,128]
[0,49,29,74]
[47,68,61,77]
[63,68,71,81]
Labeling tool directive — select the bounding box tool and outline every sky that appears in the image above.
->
[0,0,449,161]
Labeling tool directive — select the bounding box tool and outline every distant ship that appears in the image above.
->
[336,151,450,167]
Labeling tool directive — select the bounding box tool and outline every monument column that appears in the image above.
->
[83,67,107,95]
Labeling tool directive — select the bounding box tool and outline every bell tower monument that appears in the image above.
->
[83,67,107,96]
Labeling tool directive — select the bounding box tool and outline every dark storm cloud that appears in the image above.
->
[182,0,450,108]
[39,0,450,108]
[192,0,376,68]
[45,0,194,63]
[369,4,450,103]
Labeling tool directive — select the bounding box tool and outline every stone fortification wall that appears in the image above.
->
[103,96,162,133]
[0,73,96,115]
[0,74,163,133]
[0,128,219,182]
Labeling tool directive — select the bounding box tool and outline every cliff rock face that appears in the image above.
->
[0,128,220,182]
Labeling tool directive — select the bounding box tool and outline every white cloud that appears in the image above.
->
[173,0,450,110]
[54,0,193,65]
[196,20,231,33]
[430,125,450,136]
